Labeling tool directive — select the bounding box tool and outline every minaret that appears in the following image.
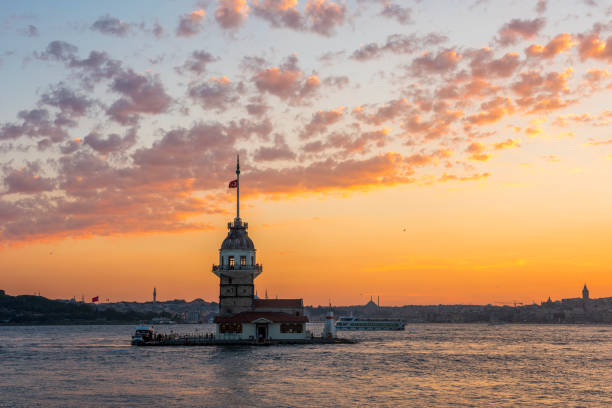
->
[153,287,157,303]
[582,284,589,300]
[212,156,262,316]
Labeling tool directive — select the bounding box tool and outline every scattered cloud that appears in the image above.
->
[410,49,462,75]
[18,24,39,37]
[91,14,131,37]
[107,70,172,124]
[251,0,346,36]
[304,0,346,36]
[254,134,296,161]
[177,9,206,37]
[215,0,249,29]
[496,18,545,46]
[188,76,240,112]
[465,141,491,161]
[351,33,447,61]
[177,50,218,75]
[252,55,320,104]
[493,138,521,150]
[577,32,612,62]
[525,33,575,59]
[466,97,515,126]
[300,107,344,139]
[83,127,137,154]
[2,162,54,194]
[438,172,490,182]
[586,138,612,146]
[379,3,412,25]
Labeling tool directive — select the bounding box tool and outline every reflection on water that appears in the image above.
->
[0,324,611,407]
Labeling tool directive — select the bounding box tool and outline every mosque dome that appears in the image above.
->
[220,222,255,251]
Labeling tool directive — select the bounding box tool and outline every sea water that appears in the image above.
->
[0,324,610,407]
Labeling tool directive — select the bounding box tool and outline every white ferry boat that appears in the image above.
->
[335,316,405,331]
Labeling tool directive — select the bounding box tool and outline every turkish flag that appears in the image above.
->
[92,296,99,303]
[228,179,237,188]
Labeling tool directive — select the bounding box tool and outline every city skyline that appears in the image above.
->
[1,1,612,305]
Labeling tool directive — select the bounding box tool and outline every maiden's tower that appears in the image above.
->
[212,157,310,341]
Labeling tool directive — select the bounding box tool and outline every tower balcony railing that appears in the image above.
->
[212,264,263,272]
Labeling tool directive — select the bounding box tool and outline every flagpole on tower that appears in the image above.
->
[236,154,240,220]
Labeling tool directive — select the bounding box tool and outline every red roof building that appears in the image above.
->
[214,312,309,324]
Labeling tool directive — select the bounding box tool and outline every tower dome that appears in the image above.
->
[220,220,255,250]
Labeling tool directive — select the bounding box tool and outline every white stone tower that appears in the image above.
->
[212,156,262,316]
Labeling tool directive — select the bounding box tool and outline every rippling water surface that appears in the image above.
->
[1,324,611,407]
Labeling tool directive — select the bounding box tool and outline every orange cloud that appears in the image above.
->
[332,128,390,155]
[524,127,543,137]
[251,0,346,36]
[586,138,612,146]
[528,96,572,113]
[177,9,206,37]
[465,141,491,161]
[525,33,574,59]
[578,33,612,62]
[493,138,521,150]
[304,0,346,36]
[246,152,415,196]
[553,111,612,127]
[215,0,249,29]
[411,49,462,75]
[510,68,574,113]
[584,68,610,83]
[354,98,410,125]
[300,107,345,139]
[191,9,206,19]
[438,172,490,182]
[466,97,515,126]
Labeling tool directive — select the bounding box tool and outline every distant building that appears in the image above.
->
[542,296,554,307]
[582,284,590,311]
[185,310,201,323]
[559,284,594,314]
[363,296,380,315]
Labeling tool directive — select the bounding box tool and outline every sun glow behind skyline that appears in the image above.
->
[1,0,611,305]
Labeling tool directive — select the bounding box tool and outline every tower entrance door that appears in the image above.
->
[256,324,268,342]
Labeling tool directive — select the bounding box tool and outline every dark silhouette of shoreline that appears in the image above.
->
[2,289,611,325]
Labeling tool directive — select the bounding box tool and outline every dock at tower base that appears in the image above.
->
[132,334,355,346]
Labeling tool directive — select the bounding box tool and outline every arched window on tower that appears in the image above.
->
[251,255,254,265]
[240,256,246,266]
[229,256,234,268]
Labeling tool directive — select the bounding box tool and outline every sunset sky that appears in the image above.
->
[1,0,611,305]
